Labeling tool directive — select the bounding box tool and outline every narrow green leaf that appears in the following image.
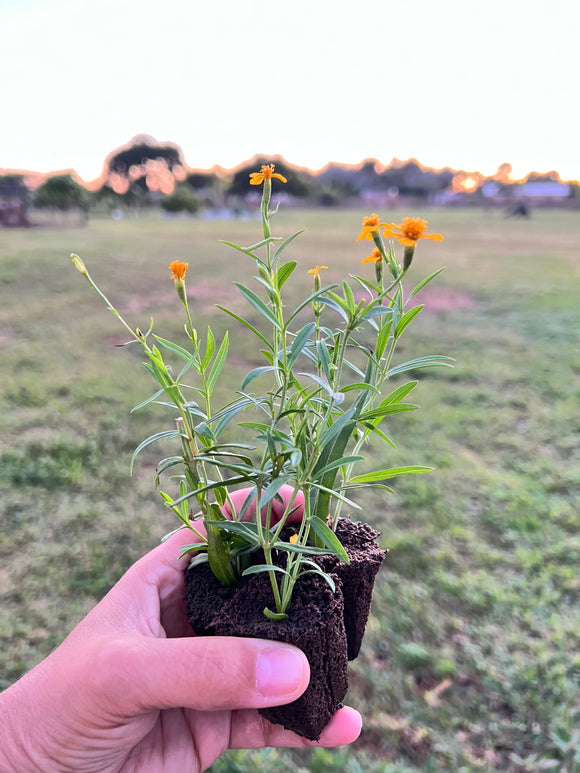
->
[206,519,238,586]
[311,482,362,509]
[206,332,229,392]
[172,475,252,506]
[340,382,379,395]
[130,429,181,473]
[360,421,397,448]
[308,515,350,563]
[131,387,164,413]
[349,465,433,484]
[201,327,216,370]
[242,564,289,577]
[287,322,316,369]
[407,267,446,302]
[219,240,262,262]
[212,405,252,437]
[260,475,292,507]
[375,317,393,359]
[234,283,281,330]
[386,355,454,378]
[395,305,424,338]
[216,306,273,351]
[312,455,364,479]
[194,421,215,442]
[263,607,288,621]
[275,260,297,290]
[156,455,184,476]
[316,339,332,382]
[273,230,304,262]
[383,380,419,405]
[153,335,195,362]
[286,284,338,324]
[300,567,336,593]
[358,403,419,421]
[187,553,209,569]
[273,541,342,556]
[204,520,263,545]
[298,371,334,395]
[242,365,278,390]
[319,295,349,322]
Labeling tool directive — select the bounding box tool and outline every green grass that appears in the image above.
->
[1,207,579,772]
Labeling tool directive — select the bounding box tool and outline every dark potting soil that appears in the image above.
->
[316,519,386,660]
[184,518,386,740]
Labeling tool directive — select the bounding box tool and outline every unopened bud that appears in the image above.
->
[71,253,88,275]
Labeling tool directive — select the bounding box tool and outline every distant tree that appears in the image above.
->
[184,172,219,190]
[0,174,30,203]
[104,136,186,196]
[494,163,513,183]
[228,158,311,197]
[525,171,561,183]
[93,183,126,210]
[160,186,200,214]
[107,141,181,176]
[34,174,89,211]
[0,174,31,227]
[379,161,452,196]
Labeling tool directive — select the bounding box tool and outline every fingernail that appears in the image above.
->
[256,646,307,698]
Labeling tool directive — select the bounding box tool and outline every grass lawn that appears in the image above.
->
[1,206,579,772]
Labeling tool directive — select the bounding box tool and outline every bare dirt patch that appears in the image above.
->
[415,287,482,313]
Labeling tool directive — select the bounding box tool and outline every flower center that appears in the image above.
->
[260,164,276,179]
[363,214,380,228]
[401,217,427,241]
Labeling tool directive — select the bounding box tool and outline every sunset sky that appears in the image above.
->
[1,0,578,183]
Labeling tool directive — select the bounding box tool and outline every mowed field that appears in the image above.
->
[1,207,579,772]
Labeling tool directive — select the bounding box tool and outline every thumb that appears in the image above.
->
[87,634,310,715]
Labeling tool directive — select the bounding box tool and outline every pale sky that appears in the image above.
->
[1,0,579,183]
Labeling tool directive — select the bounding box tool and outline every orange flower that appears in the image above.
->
[169,260,189,281]
[249,164,287,185]
[382,217,443,247]
[307,265,328,278]
[356,213,387,241]
[361,248,382,265]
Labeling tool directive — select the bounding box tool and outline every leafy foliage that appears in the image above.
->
[71,169,449,618]
[34,174,89,211]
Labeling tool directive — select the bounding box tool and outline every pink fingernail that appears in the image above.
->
[256,646,307,698]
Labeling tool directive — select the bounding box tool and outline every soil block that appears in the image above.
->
[185,564,348,740]
[184,517,386,739]
[315,518,387,660]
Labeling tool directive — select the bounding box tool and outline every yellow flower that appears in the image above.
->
[382,217,443,247]
[361,248,382,265]
[249,164,287,186]
[289,533,301,544]
[356,213,387,241]
[307,265,328,278]
[169,260,189,281]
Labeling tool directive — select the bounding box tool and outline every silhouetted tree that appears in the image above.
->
[0,174,30,203]
[107,142,181,176]
[34,174,89,211]
[103,136,187,198]
[184,172,219,190]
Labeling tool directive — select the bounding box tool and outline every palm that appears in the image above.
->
[0,491,361,773]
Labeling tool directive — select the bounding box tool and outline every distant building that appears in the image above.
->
[519,181,571,202]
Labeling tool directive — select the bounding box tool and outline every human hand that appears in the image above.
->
[0,486,362,772]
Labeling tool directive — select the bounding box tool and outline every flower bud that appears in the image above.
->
[403,245,415,271]
[71,253,88,275]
